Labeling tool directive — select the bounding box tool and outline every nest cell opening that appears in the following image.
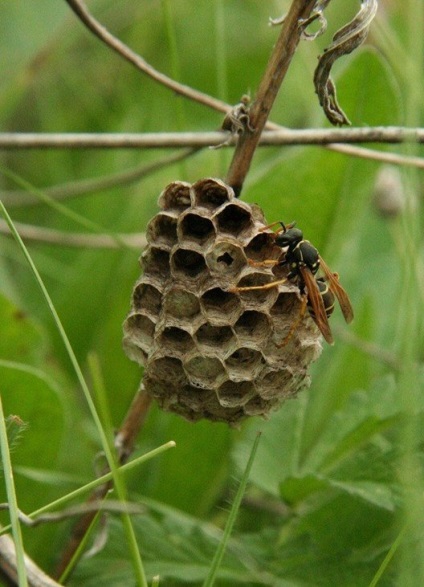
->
[244,232,279,263]
[147,356,187,386]
[178,213,215,246]
[183,354,227,388]
[234,273,279,307]
[141,247,171,279]
[124,312,156,353]
[200,287,242,325]
[195,323,235,352]
[234,310,270,342]
[257,368,294,400]
[157,326,196,355]
[205,241,246,279]
[171,248,208,280]
[132,282,163,316]
[225,347,264,380]
[164,287,200,319]
[192,179,231,210]
[270,291,301,317]
[147,213,178,248]
[217,380,255,407]
[158,182,192,212]
[216,203,252,236]
[177,385,215,410]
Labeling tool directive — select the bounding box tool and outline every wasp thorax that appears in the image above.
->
[123,179,323,425]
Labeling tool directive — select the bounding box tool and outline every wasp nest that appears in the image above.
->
[123,178,322,424]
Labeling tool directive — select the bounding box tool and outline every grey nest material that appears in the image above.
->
[123,178,322,425]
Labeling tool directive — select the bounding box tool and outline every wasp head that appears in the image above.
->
[275,224,303,249]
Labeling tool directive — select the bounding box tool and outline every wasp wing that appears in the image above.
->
[300,266,334,344]
[319,258,354,324]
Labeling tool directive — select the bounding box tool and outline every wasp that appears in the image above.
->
[231,222,353,345]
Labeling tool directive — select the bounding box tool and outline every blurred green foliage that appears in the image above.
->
[1,1,424,585]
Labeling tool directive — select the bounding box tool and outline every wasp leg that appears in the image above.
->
[276,295,308,347]
[259,221,283,233]
[229,278,287,293]
[247,258,279,268]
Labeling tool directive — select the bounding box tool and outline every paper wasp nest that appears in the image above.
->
[123,179,322,424]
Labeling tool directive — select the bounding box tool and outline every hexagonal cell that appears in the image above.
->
[225,347,265,381]
[217,380,255,407]
[171,247,208,280]
[140,247,171,280]
[234,310,271,343]
[195,323,235,353]
[249,203,267,224]
[270,290,302,318]
[164,286,200,319]
[157,326,196,355]
[298,338,323,366]
[244,232,280,263]
[123,312,156,354]
[122,337,148,366]
[183,354,227,388]
[147,355,187,387]
[205,240,247,280]
[256,368,294,400]
[243,395,280,417]
[144,377,178,405]
[215,202,253,237]
[192,178,232,210]
[200,287,242,325]
[147,213,178,248]
[233,272,279,307]
[132,282,163,316]
[178,211,216,246]
[158,181,192,212]
[200,403,245,425]
[177,385,215,411]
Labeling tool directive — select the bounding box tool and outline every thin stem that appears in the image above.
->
[55,387,153,578]
[225,0,318,195]
[2,127,422,148]
[0,220,146,248]
[0,397,28,587]
[1,148,200,207]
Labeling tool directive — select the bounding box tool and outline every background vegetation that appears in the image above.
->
[1,0,423,585]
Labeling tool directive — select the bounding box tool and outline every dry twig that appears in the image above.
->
[225,0,325,195]
[0,219,146,248]
[0,127,423,150]
[0,534,63,587]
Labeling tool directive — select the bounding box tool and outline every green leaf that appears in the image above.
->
[0,294,46,364]
[70,504,277,586]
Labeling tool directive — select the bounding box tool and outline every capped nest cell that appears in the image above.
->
[123,178,322,425]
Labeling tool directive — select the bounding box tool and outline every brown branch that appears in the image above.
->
[54,387,152,580]
[225,0,318,195]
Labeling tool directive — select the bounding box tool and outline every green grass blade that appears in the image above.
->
[368,524,407,587]
[202,432,261,587]
[0,396,28,587]
[58,510,102,584]
[0,201,148,584]
[0,441,176,538]
[85,352,147,587]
